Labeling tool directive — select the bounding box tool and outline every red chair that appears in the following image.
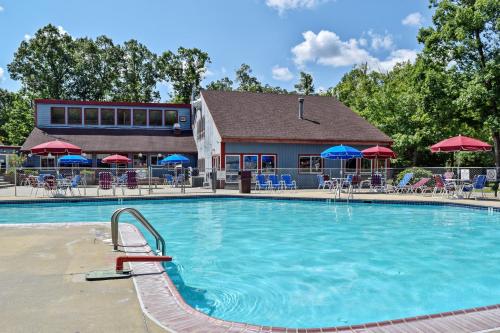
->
[97,172,113,196]
[126,171,141,195]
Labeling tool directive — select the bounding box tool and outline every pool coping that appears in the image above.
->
[118,223,500,333]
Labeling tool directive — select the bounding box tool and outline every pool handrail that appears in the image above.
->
[111,207,166,256]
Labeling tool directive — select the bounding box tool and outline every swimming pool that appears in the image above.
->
[1,198,499,328]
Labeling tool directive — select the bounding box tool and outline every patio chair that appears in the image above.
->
[175,174,185,187]
[126,171,142,195]
[409,177,431,194]
[97,172,113,196]
[443,171,454,180]
[29,175,45,196]
[281,174,297,190]
[432,174,455,197]
[268,174,282,191]
[317,174,333,190]
[68,175,81,196]
[392,173,414,193]
[351,174,362,191]
[462,175,487,199]
[164,174,174,186]
[44,175,57,196]
[255,174,269,191]
[370,174,385,192]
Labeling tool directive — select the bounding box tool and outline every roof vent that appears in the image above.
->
[298,97,304,119]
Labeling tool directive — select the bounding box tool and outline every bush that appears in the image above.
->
[395,167,434,186]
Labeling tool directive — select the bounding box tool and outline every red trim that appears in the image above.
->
[0,145,21,149]
[220,142,226,168]
[35,99,191,109]
[223,137,392,145]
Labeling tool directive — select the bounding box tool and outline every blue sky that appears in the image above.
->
[0,0,432,100]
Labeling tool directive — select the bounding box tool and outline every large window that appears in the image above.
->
[100,108,115,125]
[149,110,163,127]
[50,107,66,124]
[67,107,82,125]
[261,155,276,173]
[133,109,147,126]
[117,109,131,126]
[165,110,177,126]
[225,155,240,183]
[133,154,147,167]
[41,156,56,168]
[84,108,98,125]
[243,155,258,171]
[150,154,164,166]
[299,155,323,174]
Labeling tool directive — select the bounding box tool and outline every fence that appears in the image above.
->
[0,165,497,198]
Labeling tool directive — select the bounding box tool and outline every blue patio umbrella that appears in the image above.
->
[321,145,363,177]
[159,154,190,165]
[58,155,91,165]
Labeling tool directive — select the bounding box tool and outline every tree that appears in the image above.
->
[69,36,121,100]
[262,84,289,94]
[0,92,33,145]
[8,24,75,99]
[159,47,211,103]
[418,0,500,167]
[294,71,315,95]
[235,64,263,92]
[111,40,160,102]
[206,77,234,91]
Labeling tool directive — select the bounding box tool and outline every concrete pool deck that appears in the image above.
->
[1,193,500,332]
[0,223,170,333]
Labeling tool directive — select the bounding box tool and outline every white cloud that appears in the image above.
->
[265,0,329,13]
[0,67,4,81]
[57,25,69,35]
[402,12,423,26]
[272,65,294,81]
[367,30,394,50]
[24,34,31,41]
[291,30,417,72]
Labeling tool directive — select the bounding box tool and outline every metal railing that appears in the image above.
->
[111,207,166,256]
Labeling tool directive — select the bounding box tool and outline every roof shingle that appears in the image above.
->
[201,90,392,144]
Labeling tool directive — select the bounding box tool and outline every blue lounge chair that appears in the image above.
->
[281,174,297,190]
[393,173,413,193]
[462,175,487,199]
[255,174,269,191]
[268,174,282,191]
[164,174,174,186]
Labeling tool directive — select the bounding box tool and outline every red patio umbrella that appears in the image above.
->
[30,140,82,155]
[362,146,397,159]
[102,154,131,164]
[430,135,492,153]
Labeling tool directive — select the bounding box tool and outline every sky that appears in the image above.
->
[0,0,432,100]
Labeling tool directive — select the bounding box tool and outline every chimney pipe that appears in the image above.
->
[298,97,304,119]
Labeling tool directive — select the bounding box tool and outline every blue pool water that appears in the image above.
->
[1,198,499,328]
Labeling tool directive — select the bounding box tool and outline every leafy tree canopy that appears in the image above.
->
[294,71,314,95]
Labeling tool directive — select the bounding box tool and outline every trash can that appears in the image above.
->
[239,170,252,193]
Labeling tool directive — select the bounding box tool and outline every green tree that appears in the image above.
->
[8,24,75,99]
[206,77,234,91]
[235,63,263,92]
[294,71,315,95]
[70,36,121,100]
[111,40,160,102]
[418,0,500,166]
[0,92,33,145]
[159,47,211,103]
[262,84,289,94]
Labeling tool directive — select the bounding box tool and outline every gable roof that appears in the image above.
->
[200,90,392,145]
[21,127,197,153]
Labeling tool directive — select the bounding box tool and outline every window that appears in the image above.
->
[41,156,55,168]
[150,154,164,166]
[100,108,115,125]
[149,110,163,126]
[84,108,98,125]
[50,107,66,124]
[299,155,323,173]
[165,110,177,126]
[243,155,258,171]
[225,155,240,183]
[117,109,131,126]
[67,107,82,125]
[133,154,147,168]
[261,155,276,173]
[133,109,147,126]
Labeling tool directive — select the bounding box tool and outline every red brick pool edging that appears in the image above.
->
[119,223,500,333]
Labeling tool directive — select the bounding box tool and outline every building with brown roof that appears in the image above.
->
[194,90,392,186]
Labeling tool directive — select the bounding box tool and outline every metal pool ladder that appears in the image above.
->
[111,207,166,256]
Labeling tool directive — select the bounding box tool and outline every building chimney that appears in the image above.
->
[298,97,304,119]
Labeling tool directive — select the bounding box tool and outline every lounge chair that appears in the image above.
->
[351,174,362,191]
[69,175,81,196]
[126,171,142,195]
[281,174,297,190]
[392,173,413,193]
[255,174,269,191]
[409,177,431,194]
[462,175,487,199]
[164,174,174,186]
[29,175,45,196]
[370,174,385,192]
[97,172,113,196]
[317,174,333,190]
[44,175,57,196]
[268,174,282,191]
[432,174,455,197]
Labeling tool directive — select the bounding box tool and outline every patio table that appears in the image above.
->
[444,179,471,198]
